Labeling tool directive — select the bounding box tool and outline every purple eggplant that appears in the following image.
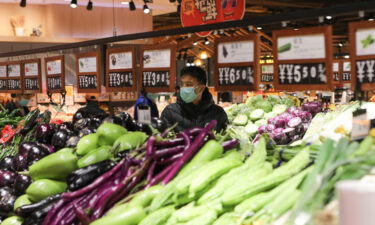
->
[0,156,14,171]
[66,136,80,148]
[78,128,93,138]
[11,155,28,172]
[18,142,38,156]
[27,145,49,164]
[0,170,16,188]
[38,143,55,154]
[51,130,69,149]
[258,125,266,134]
[60,122,74,132]
[74,118,91,133]
[0,188,16,213]
[102,116,122,126]
[35,124,54,143]
[13,174,32,195]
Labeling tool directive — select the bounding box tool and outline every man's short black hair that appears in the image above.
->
[180,66,207,85]
[10,94,16,98]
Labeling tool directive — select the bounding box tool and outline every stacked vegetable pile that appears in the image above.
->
[0,105,23,131]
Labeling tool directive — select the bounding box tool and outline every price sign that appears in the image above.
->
[106,47,136,92]
[0,79,7,90]
[261,64,274,83]
[22,59,42,93]
[45,56,65,93]
[6,62,22,93]
[8,79,21,90]
[214,35,260,91]
[273,26,333,91]
[349,21,375,90]
[332,61,340,82]
[261,74,273,82]
[143,71,170,87]
[76,52,100,93]
[141,44,176,93]
[0,63,7,92]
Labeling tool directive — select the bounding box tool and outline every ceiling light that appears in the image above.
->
[369,18,375,21]
[129,0,136,11]
[200,51,208,59]
[86,0,93,10]
[326,15,332,20]
[121,1,129,5]
[194,59,203,66]
[186,63,190,66]
[293,28,299,31]
[70,0,77,8]
[204,38,210,45]
[193,41,198,46]
[256,26,262,30]
[344,55,350,59]
[20,0,26,7]
[143,4,150,14]
[339,43,343,47]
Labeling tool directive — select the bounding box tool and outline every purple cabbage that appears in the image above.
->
[287,117,302,128]
[258,125,266,134]
[266,124,276,133]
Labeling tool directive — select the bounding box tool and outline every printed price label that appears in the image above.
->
[24,78,39,90]
[218,66,253,86]
[342,72,351,81]
[261,74,273,82]
[0,79,7,90]
[333,72,339,81]
[142,71,170,87]
[278,63,326,84]
[355,59,375,83]
[78,75,97,89]
[8,79,21,90]
[47,77,62,90]
[108,72,133,87]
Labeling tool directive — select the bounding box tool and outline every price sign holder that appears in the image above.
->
[76,52,100,93]
[213,34,260,92]
[22,59,42,93]
[349,21,375,91]
[273,26,333,91]
[106,47,136,92]
[45,55,65,93]
[332,60,341,84]
[7,61,23,94]
[0,62,8,93]
[140,44,176,93]
[260,63,274,84]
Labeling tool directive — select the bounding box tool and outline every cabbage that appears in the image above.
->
[264,112,277,120]
[246,95,263,107]
[267,95,281,106]
[280,97,295,107]
[233,114,248,126]
[250,109,265,121]
[244,123,259,136]
[255,101,273,113]
[272,104,287,115]
[255,119,267,126]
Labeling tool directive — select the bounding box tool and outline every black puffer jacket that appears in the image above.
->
[161,88,228,133]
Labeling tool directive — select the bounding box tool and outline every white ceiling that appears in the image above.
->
[2,0,177,15]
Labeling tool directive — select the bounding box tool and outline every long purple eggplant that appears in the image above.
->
[157,153,183,166]
[146,163,173,188]
[222,139,239,151]
[74,204,90,225]
[146,136,156,156]
[154,145,185,158]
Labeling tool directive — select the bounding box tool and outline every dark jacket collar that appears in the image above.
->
[177,88,214,116]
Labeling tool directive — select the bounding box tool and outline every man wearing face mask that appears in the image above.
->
[161,66,228,133]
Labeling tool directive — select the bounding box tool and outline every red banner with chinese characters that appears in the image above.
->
[181,0,245,37]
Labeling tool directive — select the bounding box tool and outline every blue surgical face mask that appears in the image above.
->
[180,87,197,103]
[19,99,29,107]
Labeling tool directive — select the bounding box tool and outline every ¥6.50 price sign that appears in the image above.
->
[355,59,375,83]
[278,63,327,84]
[24,78,39,90]
[218,66,253,86]
[108,72,133,88]
[143,71,170,87]
[78,75,97,89]
[0,79,7,90]
[47,77,62,90]
[8,79,21,90]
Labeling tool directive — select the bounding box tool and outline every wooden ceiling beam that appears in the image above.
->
[260,42,272,51]
[197,43,214,56]
[177,35,201,50]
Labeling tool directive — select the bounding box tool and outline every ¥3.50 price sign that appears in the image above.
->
[45,56,65,93]
[23,59,42,93]
[273,26,333,91]
[140,44,176,93]
[349,21,375,90]
[76,52,100,93]
[106,47,136,92]
[214,35,260,91]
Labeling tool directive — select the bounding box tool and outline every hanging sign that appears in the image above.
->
[76,52,100,93]
[45,56,65,93]
[349,21,375,91]
[106,47,136,92]
[261,64,274,83]
[140,44,176,93]
[214,35,259,91]
[23,59,42,93]
[7,62,22,93]
[273,26,333,91]
[0,64,7,92]
[180,0,245,37]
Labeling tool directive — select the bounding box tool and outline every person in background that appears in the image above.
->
[76,94,107,118]
[134,88,159,121]
[161,66,228,133]
[4,94,19,114]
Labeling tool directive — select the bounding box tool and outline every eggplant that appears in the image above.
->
[18,142,38,156]
[66,136,80,148]
[102,116,122,126]
[27,145,49,165]
[119,113,137,131]
[0,156,14,171]
[73,111,85,124]
[15,194,61,217]
[38,143,55,154]
[51,130,69,150]
[0,187,16,213]
[11,155,28,172]
[74,118,91,133]
[78,128,93,138]
[13,174,32,195]
[35,124,54,144]
[59,122,74,132]
[20,109,40,135]
[151,117,164,132]
[0,170,16,188]
[136,122,152,135]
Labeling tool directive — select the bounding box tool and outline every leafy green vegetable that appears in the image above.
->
[272,104,287,115]
[246,95,263,107]
[250,109,265,121]
[255,101,273,113]
[267,95,281,106]
[233,115,248,126]
[255,119,267,127]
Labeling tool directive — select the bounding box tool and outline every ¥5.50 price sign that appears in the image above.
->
[143,71,170,87]
[24,78,39,90]
[0,79,7,90]
[108,72,133,88]
[8,79,21,90]
[218,66,254,86]
[78,75,98,89]
[278,63,327,85]
[47,77,62,90]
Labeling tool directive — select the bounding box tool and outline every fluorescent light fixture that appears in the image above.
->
[70,0,77,8]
